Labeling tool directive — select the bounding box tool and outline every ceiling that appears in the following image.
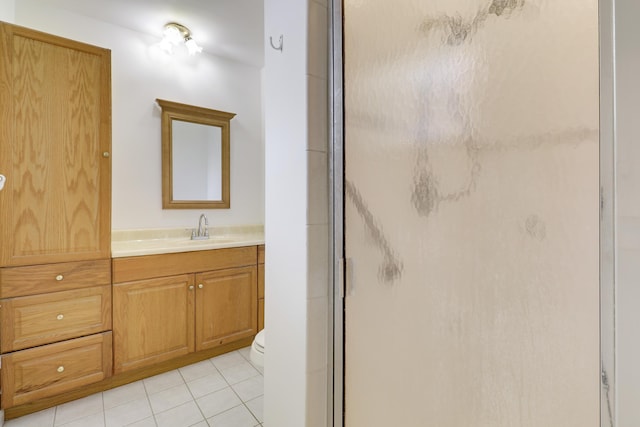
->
[33,0,265,67]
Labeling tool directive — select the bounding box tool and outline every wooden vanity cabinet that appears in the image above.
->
[0,260,113,408]
[258,244,265,330]
[0,22,112,411]
[112,247,258,374]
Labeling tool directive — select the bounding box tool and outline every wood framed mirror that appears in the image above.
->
[157,99,235,209]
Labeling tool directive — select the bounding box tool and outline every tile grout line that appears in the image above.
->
[227,350,263,425]
[102,392,108,427]
[178,358,212,426]
[210,350,262,425]
[237,348,264,425]
[141,378,160,427]
[212,351,251,424]
[52,404,58,427]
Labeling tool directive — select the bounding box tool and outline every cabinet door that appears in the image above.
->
[113,275,194,374]
[0,23,111,267]
[195,266,257,351]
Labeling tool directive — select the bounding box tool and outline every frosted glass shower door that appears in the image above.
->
[343,1,600,426]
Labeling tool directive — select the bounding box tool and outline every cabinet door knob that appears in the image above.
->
[189,285,194,291]
[57,366,65,373]
[102,151,110,158]
[198,284,204,289]
[55,275,64,281]
[56,314,64,320]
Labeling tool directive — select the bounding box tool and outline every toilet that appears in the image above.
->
[250,329,265,368]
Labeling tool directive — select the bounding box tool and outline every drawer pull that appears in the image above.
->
[57,366,65,373]
[189,285,194,291]
[198,284,204,289]
[56,314,64,320]
[55,275,64,281]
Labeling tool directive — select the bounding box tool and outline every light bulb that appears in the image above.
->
[159,23,201,56]
[185,37,203,55]
[162,25,183,45]
[158,38,174,54]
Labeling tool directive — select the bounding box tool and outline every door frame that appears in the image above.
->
[599,0,616,425]
[329,0,345,426]
[330,0,617,426]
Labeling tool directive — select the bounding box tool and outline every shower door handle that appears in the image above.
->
[339,258,354,298]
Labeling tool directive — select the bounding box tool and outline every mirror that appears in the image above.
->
[157,99,235,209]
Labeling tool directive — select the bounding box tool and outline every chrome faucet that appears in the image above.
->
[191,214,209,240]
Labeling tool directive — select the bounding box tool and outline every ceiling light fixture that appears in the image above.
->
[159,22,202,55]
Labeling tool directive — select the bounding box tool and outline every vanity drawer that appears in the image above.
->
[1,286,112,353]
[0,259,111,298]
[1,332,112,408]
[112,247,256,283]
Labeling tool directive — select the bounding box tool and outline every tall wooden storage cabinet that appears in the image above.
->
[0,22,112,410]
[0,22,111,266]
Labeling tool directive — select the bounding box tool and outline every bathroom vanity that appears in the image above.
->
[1,228,265,419]
[0,20,265,419]
[0,21,113,415]
[110,229,265,379]
[112,245,259,374]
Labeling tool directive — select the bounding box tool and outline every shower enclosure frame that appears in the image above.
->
[328,0,344,425]
[329,0,617,425]
[599,0,616,425]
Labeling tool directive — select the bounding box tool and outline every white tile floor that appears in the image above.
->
[4,347,264,427]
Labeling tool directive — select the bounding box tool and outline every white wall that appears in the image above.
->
[615,0,640,425]
[15,0,264,231]
[263,0,329,426]
[263,0,308,424]
[0,0,15,22]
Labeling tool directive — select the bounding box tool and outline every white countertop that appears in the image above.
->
[111,225,264,258]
